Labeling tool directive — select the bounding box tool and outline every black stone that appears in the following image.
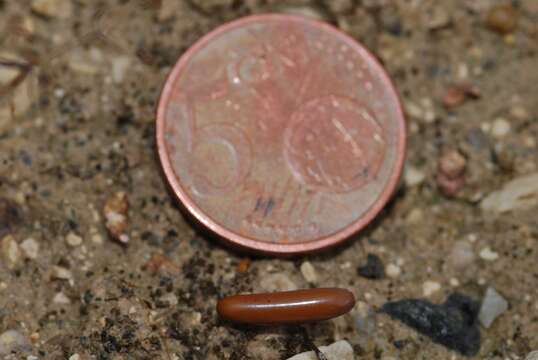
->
[381,293,481,356]
[358,253,385,280]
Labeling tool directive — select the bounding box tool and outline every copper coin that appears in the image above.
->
[156,14,406,255]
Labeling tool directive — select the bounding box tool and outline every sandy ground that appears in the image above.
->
[0,0,537,359]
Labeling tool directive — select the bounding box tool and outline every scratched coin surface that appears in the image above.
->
[156,14,406,255]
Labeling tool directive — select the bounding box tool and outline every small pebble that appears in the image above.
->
[91,233,104,245]
[326,0,354,14]
[386,263,401,278]
[437,173,466,196]
[287,340,354,360]
[300,261,318,283]
[404,101,423,119]
[0,330,31,356]
[442,86,466,108]
[423,281,442,297]
[442,84,480,108]
[69,354,81,360]
[510,105,530,120]
[20,238,39,259]
[65,232,83,247]
[160,293,178,307]
[448,240,475,269]
[68,50,101,75]
[53,292,71,305]
[104,191,129,244]
[0,65,20,86]
[480,173,538,213]
[1,234,21,269]
[439,150,466,179]
[237,258,251,273]
[51,265,73,281]
[144,254,180,275]
[479,247,499,261]
[405,208,423,224]
[437,150,467,196]
[404,166,425,187]
[478,287,508,328]
[425,6,451,30]
[358,254,385,280]
[112,56,131,84]
[260,273,297,292]
[525,351,538,360]
[486,4,518,35]
[31,0,73,19]
[491,117,511,138]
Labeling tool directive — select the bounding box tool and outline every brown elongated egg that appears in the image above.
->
[217,288,355,325]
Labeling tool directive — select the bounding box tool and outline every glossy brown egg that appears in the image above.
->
[217,288,355,325]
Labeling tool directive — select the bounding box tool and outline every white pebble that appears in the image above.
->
[479,247,499,261]
[160,293,178,306]
[404,166,426,187]
[0,65,20,85]
[69,354,81,360]
[31,0,73,18]
[405,208,423,224]
[479,287,508,328]
[91,233,104,245]
[20,238,39,259]
[300,261,318,283]
[0,330,31,356]
[1,235,21,269]
[53,292,71,305]
[480,173,538,213]
[405,101,423,119]
[423,281,441,297]
[260,273,297,292]
[287,340,354,360]
[525,351,538,360]
[112,56,131,84]
[491,117,511,138]
[51,265,73,280]
[66,232,83,247]
[54,88,65,98]
[386,264,401,278]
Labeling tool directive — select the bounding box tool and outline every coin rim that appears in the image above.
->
[156,13,407,255]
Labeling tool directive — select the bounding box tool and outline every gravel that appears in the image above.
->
[478,287,508,328]
[0,330,31,356]
[20,238,39,259]
[480,173,538,213]
[300,261,318,284]
[287,340,354,360]
[1,234,21,269]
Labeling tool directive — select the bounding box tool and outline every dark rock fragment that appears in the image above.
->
[381,293,480,356]
[357,253,385,280]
